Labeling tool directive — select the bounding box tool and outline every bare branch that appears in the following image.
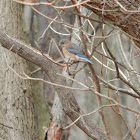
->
[83,0,140,48]
[0,30,110,140]
[98,76,140,99]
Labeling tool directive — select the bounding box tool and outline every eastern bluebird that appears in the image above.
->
[58,39,93,64]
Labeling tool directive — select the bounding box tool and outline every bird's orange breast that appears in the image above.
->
[62,46,76,60]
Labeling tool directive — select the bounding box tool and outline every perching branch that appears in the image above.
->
[0,30,111,140]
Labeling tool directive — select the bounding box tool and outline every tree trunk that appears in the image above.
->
[0,0,37,139]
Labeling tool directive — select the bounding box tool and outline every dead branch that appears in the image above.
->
[0,30,110,140]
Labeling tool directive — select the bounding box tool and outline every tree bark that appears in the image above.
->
[47,93,64,140]
[0,0,37,139]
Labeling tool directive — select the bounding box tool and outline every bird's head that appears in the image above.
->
[58,39,69,48]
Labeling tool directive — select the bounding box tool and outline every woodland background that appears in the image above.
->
[0,0,140,140]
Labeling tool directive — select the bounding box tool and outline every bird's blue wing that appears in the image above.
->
[76,54,93,64]
[66,44,84,55]
[66,44,93,64]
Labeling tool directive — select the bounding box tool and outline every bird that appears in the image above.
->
[58,39,93,64]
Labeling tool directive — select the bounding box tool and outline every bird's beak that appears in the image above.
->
[58,45,61,49]
[58,45,62,52]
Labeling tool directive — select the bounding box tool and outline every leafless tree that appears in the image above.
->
[0,0,140,140]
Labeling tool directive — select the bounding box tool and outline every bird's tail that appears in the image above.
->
[82,58,93,64]
[77,54,93,64]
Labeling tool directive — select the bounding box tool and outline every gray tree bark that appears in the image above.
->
[0,0,37,140]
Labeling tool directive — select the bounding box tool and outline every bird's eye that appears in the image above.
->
[59,39,68,46]
[62,41,65,45]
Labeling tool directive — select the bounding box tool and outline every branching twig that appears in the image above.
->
[98,76,140,99]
